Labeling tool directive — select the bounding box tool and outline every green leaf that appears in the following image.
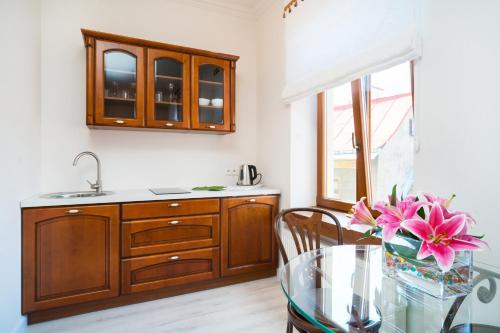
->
[471,234,485,239]
[357,228,375,241]
[391,184,397,206]
[192,186,226,191]
[417,207,426,219]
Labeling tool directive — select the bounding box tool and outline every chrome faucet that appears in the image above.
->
[73,151,102,194]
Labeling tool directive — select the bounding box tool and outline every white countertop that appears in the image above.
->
[20,186,281,208]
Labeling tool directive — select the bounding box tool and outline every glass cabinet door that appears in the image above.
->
[191,56,231,131]
[95,40,145,127]
[146,49,190,129]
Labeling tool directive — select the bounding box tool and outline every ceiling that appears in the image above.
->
[185,0,272,19]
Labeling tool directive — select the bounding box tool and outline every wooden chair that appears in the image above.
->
[274,207,344,333]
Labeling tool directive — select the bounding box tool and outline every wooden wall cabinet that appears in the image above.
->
[221,196,279,277]
[83,29,238,133]
[22,205,120,313]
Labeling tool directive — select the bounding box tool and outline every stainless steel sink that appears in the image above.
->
[40,191,113,199]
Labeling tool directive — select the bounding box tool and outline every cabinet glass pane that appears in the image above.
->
[104,51,137,119]
[154,58,183,122]
[198,64,224,125]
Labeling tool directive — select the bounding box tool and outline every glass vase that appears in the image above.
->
[382,234,473,299]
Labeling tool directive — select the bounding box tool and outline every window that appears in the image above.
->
[317,62,414,210]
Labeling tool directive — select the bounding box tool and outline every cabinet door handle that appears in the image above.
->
[169,256,180,260]
[247,199,256,203]
[165,123,174,127]
[66,209,81,214]
[114,119,126,124]
[207,125,216,129]
[168,203,181,207]
[169,220,180,225]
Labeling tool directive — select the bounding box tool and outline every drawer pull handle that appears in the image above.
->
[248,199,256,203]
[169,256,180,260]
[169,220,180,225]
[165,123,174,127]
[114,119,125,124]
[207,125,216,129]
[168,203,181,207]
[66,209,81,214]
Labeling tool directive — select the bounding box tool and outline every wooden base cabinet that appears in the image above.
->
[22,195,279,323]
[221,196,279,277]
[22,205,120,313]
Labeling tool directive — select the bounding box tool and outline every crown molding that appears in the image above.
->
[182,0,273,20]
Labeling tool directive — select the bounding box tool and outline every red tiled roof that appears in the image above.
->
[331,93,412,153]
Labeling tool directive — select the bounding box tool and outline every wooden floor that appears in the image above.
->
[26,277,288,333]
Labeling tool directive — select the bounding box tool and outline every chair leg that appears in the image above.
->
[287,320,293,333]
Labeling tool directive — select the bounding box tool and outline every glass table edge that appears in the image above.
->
[279,250,340,333]
[280,279,337,333]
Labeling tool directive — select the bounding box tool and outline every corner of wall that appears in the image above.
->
[11,317,27,333]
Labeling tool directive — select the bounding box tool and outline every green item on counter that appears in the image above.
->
[192,186,226,191]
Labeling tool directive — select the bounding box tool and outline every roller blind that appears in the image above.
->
[282,0,421,103]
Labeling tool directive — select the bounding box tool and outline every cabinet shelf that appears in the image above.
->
[199,105,223,109]
[156,75,183,81]
[105,96,136,102]
[105,69,136,75]
[155,101,183,105]
[199,80,223,86]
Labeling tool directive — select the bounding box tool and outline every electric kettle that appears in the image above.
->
[237,164,262,186]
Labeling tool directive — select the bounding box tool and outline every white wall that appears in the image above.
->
[276,0,500,268]
[256,1,291,207]
[40,0,258,192]
[290,96,317,207]
[0,0,41,332]
[413,0,500,268]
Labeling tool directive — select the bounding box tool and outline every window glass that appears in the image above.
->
[324,82,356,203]
[368,62,415,202]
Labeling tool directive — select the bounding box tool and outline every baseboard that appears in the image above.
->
[11,316,27,333]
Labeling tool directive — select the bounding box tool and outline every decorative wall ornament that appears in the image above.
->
[283,0,304,18]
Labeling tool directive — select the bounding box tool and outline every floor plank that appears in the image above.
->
[26,277,288,333]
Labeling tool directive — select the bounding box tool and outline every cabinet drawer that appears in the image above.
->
[121,247,220,294]
[122,198,220,220]
[122,215,220,257]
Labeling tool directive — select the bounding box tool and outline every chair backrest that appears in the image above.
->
[274,207,344,265]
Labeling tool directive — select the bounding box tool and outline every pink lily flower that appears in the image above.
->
[455,234,489,249]
[348,197,377,228]
[401,204,480,272]
[443,207,477,233]
[423,193,453,208]
[423,193,476,230]
[374,197,429,241]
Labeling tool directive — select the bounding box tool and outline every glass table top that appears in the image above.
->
[280,245,500,333]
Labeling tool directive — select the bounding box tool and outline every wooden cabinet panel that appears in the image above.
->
[122,198,219,220]
[22,205,120,313]
[94,40,145,127]
[146,48,191,129]
[221,196,279,277]
[121,247,220,294]
[122,215,220,257]
[191,56,231,132]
